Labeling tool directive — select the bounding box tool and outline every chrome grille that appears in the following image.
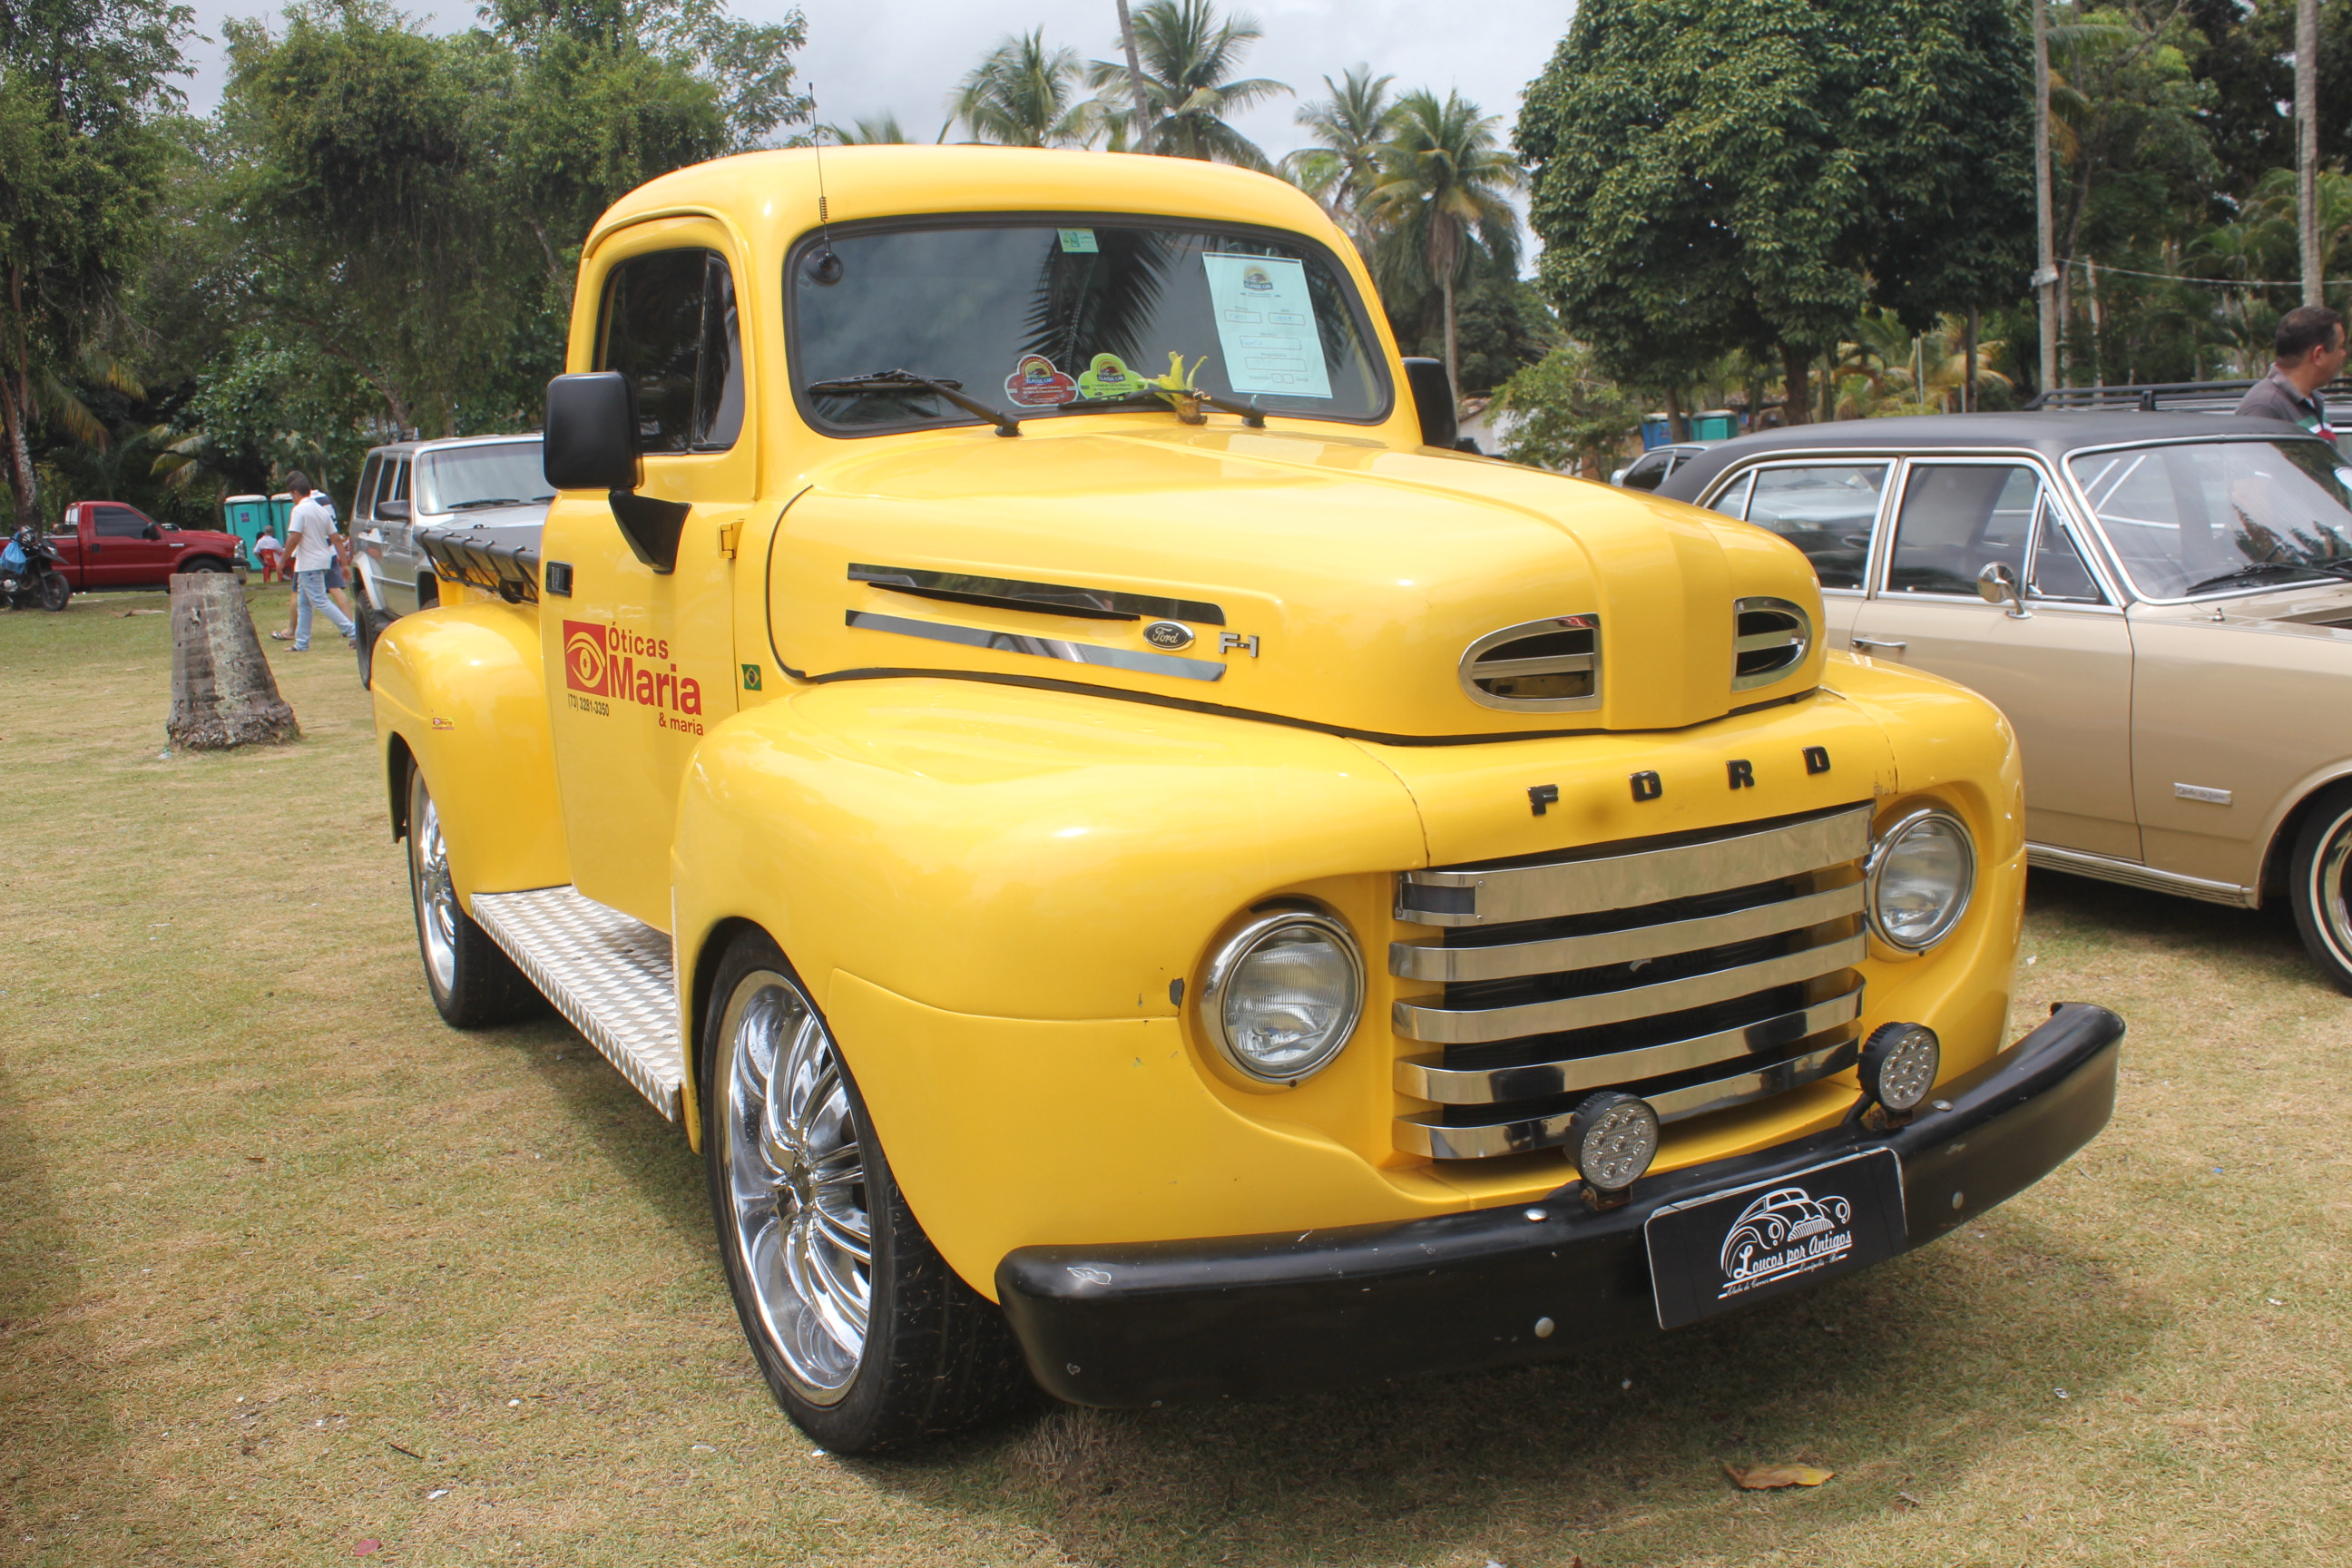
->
[1391,805,1870,1160]
[1732,596,1810,690]
[1458,615,1599,712]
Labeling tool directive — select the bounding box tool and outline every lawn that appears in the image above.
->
[2,585,2347,1567]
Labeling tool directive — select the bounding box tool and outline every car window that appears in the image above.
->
[1886,464,2038,595]
[598,248,744,453]
[2069,439,2352,597]
[356,455,383,521]
[1706,471,1754,519]
[1621,451,1672,492]
[1741,464,1886,589]
[417,442,553,514]
[93,505,147,539]
[2030,509,2106,603]
[390,460,411,504]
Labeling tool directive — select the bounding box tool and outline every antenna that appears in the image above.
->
[805,86,844,286]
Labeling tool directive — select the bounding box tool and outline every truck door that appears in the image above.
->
[351,453,387,607]
[543,224,750,927]
[90,504,169,587]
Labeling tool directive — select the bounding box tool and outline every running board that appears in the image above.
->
[469,886,685,1121]
[2025,843,2256,909]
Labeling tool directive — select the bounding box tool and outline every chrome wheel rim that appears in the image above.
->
[716,971,870,1403]
[411,784,458,994]
[2318,808,2352,967]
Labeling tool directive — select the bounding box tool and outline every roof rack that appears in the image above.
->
[2024,377,2352,414]
[418,529,539,605]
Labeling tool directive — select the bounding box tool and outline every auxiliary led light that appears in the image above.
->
[1567,1090,1661,1193]
[1859,1022,1942,1113]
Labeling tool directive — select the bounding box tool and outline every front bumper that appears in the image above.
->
[996,1002,2122,1407]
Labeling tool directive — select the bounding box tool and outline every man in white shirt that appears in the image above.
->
[283,472,353,652]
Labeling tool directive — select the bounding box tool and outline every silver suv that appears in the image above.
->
[351,435,550,677]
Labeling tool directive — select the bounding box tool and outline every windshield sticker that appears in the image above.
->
[1058,228,1099,254]
[1201,253,1331,398]
[1076,353,1142,400]
[1004,354,1078,407]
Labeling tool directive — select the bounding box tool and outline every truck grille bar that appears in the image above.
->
[1391,804,1872,1160]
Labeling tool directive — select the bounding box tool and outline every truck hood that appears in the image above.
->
[768,424,1828,739]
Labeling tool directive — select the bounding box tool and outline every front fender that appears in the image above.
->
[370,602,568,903]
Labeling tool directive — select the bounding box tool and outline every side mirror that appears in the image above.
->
[377,499,411,522]
[142,523,161,540]
[544,371,685,573]
[1401,358,1457,450]
[1975,562,2030,618]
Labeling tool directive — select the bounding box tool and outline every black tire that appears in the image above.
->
[406,765,542,1027]
[2288,782,2352,995]
[181,557,230,573]
[416,574,440,610]
[36,571,68,612]
[354,595,380,688]
[701,929,1033,1453]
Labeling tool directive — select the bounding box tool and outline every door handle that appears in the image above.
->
[1850,635,1907,653]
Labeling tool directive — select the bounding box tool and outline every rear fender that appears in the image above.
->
[370,602,568,904]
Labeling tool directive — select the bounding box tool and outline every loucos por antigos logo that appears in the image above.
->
[564,619,705,730]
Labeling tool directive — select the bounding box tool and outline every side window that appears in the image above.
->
[390,460,411,503]
[1886,464,2038,595]
[1620,451,1672,491]
[93,505,148,539]
[1707,471,1755,519]
[596,248,744,454]
[1744,464,1887,589]
[356,455,383,521]
[2030,507,2107,603]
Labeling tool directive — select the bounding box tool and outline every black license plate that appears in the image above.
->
[1645,1148,1907,1329]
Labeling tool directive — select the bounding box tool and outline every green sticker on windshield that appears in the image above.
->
[1058,229,1099,253]
[1077,354,1140,398]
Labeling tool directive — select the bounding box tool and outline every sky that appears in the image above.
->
[172,1,1573,171]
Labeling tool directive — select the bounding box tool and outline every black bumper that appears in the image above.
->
[996,1002,2123,1408]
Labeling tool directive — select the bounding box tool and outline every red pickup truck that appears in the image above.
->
[51,501,245,589]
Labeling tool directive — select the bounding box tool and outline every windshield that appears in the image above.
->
[416,441,553,514]
[789,220,1390,432]
[2069,439,2352,597]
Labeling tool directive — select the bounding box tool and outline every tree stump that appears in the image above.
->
[167,573,299,750]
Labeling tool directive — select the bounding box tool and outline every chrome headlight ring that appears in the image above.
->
[1865,807,1977,953]
[1197,908,1366,1084]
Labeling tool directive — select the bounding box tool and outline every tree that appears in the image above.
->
[1489,342,1642,475]
[0,0,189,524]
[1281,65,1397,243]
[818,112,912,144]
[1085,0,1288,168]
[954,29,1094,147]
[1519,0,2034,422]
[1366,89,1522,408]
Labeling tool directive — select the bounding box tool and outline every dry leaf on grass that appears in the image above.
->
[353,1541,382,1557]
[1726,1462,1835,1489]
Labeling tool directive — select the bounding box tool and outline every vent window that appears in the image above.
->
[1459,615,1600,711]
[1732,597,1810,691]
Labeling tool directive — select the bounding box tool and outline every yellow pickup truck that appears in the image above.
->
[370,145,2122,1452]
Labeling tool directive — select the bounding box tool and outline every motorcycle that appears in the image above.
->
[1,524,71,612]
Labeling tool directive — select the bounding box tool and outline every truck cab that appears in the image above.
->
[370,146,2122,1453]
[51,501,244,590]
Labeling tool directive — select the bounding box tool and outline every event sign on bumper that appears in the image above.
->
[997,1003,2124,1408]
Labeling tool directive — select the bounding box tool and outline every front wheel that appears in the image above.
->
[406,766,541,1027]
[703,931,1032,1453]
[37,571,68,612]
[354,595,381,688]
[2289,783,2352,995]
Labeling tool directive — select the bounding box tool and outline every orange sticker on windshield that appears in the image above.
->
[1004,354,1078,407]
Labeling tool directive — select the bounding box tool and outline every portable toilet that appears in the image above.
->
[1639,414,1672,449]
[221,495,270,564]
[1690,409,1740,441]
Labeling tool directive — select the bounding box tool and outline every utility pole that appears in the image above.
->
[2034,0,2059,396]
[1114,0,1152,151]
[2300,0,2322,306]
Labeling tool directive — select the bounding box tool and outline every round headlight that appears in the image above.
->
[1567,1090,1660,1193]
[1199,911,1365,1083]
[1859,1022,1941,1112]
[1867,808,1975,952]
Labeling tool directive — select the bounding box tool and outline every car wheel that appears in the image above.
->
[37,571,69,612]
[181,558,229,573]
[406,766,541,1027]
[2289,782,2352,995]
[354,596,380,688]
[703,931,1032,1453]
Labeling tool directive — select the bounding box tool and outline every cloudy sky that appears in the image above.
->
[174,1,1572,169]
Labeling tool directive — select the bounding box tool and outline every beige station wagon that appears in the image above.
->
[1661,413,2352,993]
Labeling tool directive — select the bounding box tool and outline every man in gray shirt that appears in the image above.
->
[2235,304,2347,438]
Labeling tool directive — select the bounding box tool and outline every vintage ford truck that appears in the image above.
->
[369,146,2124,1453]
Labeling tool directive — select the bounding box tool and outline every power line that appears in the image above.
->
[2063,256,2352,289]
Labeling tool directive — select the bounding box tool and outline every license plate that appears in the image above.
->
[1645,1148,1906,1329]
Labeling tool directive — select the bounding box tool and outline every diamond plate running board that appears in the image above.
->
[469,886,683,1121]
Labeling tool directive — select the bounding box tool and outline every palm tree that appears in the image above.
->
[1085,0,1289,169]
[954,30,1097,148]
[1364,89,1523,407]
[818,113,914,145]
[1280,66,1397,245]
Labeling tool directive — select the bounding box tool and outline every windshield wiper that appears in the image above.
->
[448,497,526,510]
[1064,388,1267,428]
[2183,560,2351,595]
[806,369,1021,436]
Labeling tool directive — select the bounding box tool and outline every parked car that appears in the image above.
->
[48,500,244,590]
[1660,412,2352,990]
[370,145,2122,1452]
[1612,439,1721,490]
[349,435,549,682]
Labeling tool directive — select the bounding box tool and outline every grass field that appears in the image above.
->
[3,584,2348,1568]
